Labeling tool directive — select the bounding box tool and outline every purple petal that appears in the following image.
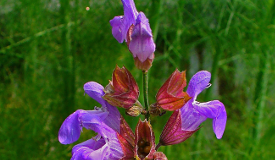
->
[212,101,227,139]
[58,109,109,144]
[187,71,211,99]
[193,100,227,139]
[110,16,125,43]
[122,0,138,24]
[103,104,121,133]
[110,0,138,43]
[83,82,105,106]
[71,138,106,160]
[129,12,155,62]
[180,101,207,131]
[72,125,124,160]
[58,110,83,144]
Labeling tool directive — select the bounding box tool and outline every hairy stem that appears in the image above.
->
[142,71,150,120]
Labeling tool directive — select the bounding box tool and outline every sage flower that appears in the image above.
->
[180,71,227,139]
[110,0,155,71]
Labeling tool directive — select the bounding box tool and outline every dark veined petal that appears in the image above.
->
[186,71,211,99]
[193,100,227,139]
[83,81,106,106]
[129,12,155,63]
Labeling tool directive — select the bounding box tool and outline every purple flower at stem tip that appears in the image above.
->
[110,0,155,68]
[180,71,227,139]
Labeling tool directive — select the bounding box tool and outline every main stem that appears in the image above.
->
[142,71,150,120]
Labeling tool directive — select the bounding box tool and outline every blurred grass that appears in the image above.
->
[1,0,275,159]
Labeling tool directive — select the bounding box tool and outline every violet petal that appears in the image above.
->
[103,103,121,133]
[186,71,211,99]
[58,109,108,144]
[122,0,138,21]
[129,12,155,62]
[193,100,227,139]
[180,101,207,131]
[84,82,106,106]
[110,16,125,43]
[71,138,106,160]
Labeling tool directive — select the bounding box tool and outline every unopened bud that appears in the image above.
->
[149,103,166,116]
[126,102,144,117]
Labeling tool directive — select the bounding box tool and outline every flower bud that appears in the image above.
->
[103,66,139,109]
[126,102,144,117]
[156,69,191,111]
[158,110,199,146]
[127,13,155,71]
[149,103,166,116]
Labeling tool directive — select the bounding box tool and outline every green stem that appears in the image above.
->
[142,71,150,120]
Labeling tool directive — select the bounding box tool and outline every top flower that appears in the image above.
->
[110,0,155,71]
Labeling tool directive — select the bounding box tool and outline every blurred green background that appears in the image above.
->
[1,0,275,159]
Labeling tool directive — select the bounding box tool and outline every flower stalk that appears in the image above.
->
[143,71,150,120]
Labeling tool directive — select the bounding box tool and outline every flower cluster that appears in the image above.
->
[58,0,227,159]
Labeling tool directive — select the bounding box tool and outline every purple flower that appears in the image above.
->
[180,71,227,139]
[58,82,123,160]
[128,12,155,63]
[110,0,155,70]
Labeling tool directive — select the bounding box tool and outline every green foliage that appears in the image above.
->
[1,0,275,159]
